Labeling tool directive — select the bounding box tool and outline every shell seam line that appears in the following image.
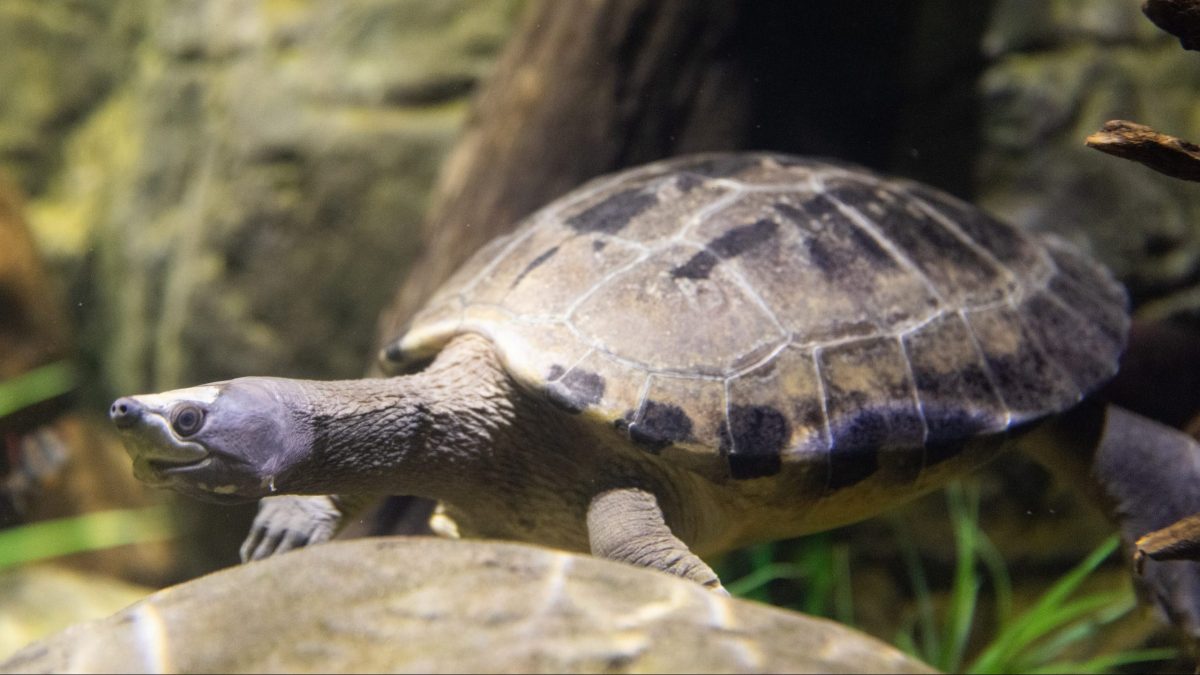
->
[1006,295,1085,403]
[957,307,1015,429]
[817,177,947,307]
[896,334,930,447]
[899,179,1020,288]
[810,345,836,455]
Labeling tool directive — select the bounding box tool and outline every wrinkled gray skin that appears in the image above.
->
[111,334,729,592]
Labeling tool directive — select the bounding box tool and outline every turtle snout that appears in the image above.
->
[110,397,144,429]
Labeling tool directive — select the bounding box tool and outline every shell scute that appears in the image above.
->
[905,183,1054,283]
[817,337,926,453]
[901,311,1008,445]
[632,375,727,471]
[491,320,592,396]
[1018,290,1122,392]
[570,244,785,375]
[822,177,1010,306]
[549,350,647,423]
[708,190,942,344]
[557,173,734,244]
[1041,237,1129,345]
[487,228,642,320]
[962,303,1081,420]
[726,346,828,460]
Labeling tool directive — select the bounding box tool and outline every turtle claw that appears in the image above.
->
[240,495,342,563]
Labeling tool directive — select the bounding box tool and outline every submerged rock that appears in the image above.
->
[0,565,149,662]
[2,537,933,674]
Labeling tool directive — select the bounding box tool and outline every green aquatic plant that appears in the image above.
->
[0,360,75,418]
[0,506,173,570]
[723,533,856,623]
[958,535,1171,674]
[721,481,1179,674]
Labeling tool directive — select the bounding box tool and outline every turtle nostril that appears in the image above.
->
[110,397,143,429]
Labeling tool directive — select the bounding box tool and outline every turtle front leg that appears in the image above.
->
[240,493,373,562]
[586,487,728,595]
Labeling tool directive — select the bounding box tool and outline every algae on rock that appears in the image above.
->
[2,1,520,400]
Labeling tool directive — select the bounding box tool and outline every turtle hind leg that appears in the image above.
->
[586,487,728,595]
[1030,401,1200,640]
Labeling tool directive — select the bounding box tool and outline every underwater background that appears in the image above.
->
[4,1,1200,671]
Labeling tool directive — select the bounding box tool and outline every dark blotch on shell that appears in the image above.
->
[1020,293,1113,390]
[546,369,606,414]
[565,188,658,235]
[625,401,694,452]
[708,219,779,258]
[801,198,899,279]
[510,246,559,289]
[671,251,718,280]
[721,405,788,479]
[671,219,778,280]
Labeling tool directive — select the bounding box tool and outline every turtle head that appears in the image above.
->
[110,378,313,504]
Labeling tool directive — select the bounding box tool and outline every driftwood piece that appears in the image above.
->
[1144,0,1200,51]
[1136,512,1200,573]
[1085,119,1200,183]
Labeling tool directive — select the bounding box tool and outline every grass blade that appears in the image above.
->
[942,482,982,671]
[0,361,75,418]
[1024,647,1179,674]
[0,506,173,569]
[832,542,855,625]
[725,562,810,597]
[891,514,941,663]
[968,535,1120,673]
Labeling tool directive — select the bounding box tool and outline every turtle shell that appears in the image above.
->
[385,153,1128,482]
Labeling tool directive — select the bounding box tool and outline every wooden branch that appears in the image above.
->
[1136,511,1200,573]
[1085,119,1200,182]
[1144,0,1200,51]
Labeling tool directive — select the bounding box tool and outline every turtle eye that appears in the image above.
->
[171,405,205,437]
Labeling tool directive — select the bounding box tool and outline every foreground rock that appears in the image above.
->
[0,565,149,662]
[1,537,932,674]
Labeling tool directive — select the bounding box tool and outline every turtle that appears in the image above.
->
[108,152,1200,603]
